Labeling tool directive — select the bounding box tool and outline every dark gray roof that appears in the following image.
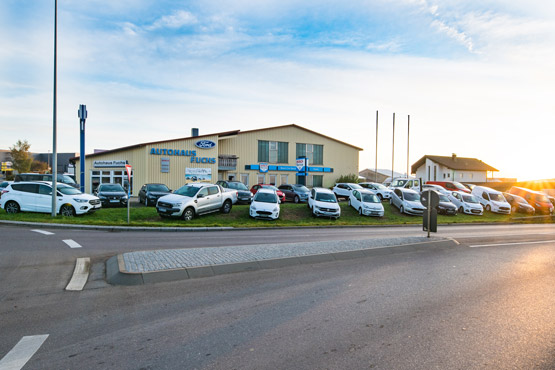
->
[411,155,498,174]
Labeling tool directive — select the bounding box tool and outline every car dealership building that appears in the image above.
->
[74,124,362,196]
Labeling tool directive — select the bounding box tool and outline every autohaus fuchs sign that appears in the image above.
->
[149,147,216,164]
[93,160,127,168]
[195,140,216,149]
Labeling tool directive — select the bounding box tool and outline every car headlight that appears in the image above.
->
[98,195,106,199]
[251,206,256,211]
[73,198,88,203]
[273,207,278,212]
[122,195,128,200]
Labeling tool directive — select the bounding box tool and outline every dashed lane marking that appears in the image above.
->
[0,335,49,370]
[31,229,54,235]
[469,240,555,248]
[63,239,82,249]
[65,258,90,291]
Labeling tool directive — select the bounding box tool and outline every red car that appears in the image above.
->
[250,184,286,202]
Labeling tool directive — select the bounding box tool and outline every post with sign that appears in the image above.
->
[125,164,132,224]
[296,157,309,185]
[78,104,87,193]
[421,189,439,237]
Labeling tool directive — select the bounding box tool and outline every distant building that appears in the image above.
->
[411,154,498,183]
[359,168,403,183]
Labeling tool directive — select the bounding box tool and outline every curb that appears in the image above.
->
[106,238,459,286]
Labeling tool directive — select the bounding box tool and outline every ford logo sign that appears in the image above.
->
[195,140,216,149]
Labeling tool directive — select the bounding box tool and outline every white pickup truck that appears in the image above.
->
[156,183,234,221]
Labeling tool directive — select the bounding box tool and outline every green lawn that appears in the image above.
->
[0,200,551,228]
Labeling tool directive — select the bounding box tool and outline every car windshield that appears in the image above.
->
[404,192,420,201]
[292,185,309,192]
[254,192,278,203]
[174,185,200,197]
[439,195,450,202]
[60,175,77,185]
[392,180,407,187]
[261,185,279,191]
[462,195,479,203]
[315,193,337,202]
[374,184,387,190]
[489,193,505,202]
[229,182,248,191]
[148,184,169,192]
[58,186,82,195]
[362,194,380,203]
[350,184,363,189]
[100,184,124,192]
[536,194,549,203]
[452,182,467,191]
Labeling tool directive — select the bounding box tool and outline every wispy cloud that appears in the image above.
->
[146,10,198,31]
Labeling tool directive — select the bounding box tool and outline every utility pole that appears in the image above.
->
[51,0,57,217]
[391,113,395,180]
[78,105,87,193]
[375,110,378,182]
[407,115,410,177]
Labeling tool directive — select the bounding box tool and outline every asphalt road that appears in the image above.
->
[0,223,554,369]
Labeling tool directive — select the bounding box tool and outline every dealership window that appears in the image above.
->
[258,141,288,163]
[280,174,288,185]
[443,173,446,179]
[228,173,237,181]
[90,169,133,194]
[240,173,249,186]
[311,175,323,187]
[257,174,265,184]
[296,143,323,165]
[269,174,277,185]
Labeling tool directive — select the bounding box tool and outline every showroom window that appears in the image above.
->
[258,141,288,163]
[257,174,265,184]
[240,173,249,186]
[269,174,277,185]
[280,174,288,185]
[90,169,133,194]
[296,143,323,165]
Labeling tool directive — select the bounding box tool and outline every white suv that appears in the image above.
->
[308,188,340,219]
[0,181,101,216]
[332,183,363,200]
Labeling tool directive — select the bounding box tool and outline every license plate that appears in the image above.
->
[158,207,166,212]
[110,199,119,203]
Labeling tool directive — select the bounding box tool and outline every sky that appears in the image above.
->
[1,0,554,181]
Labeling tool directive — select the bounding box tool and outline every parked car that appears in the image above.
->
[421,184,450,195]
[216,180,253,204]
[349,189,384,217]
[507,186,553,215]
[332,183,363,200]
[447,191,483,215]
[390,188,426,216]
[308,187,340,219]
[358,182,393,201]
[0,181,13,198]
[462,183,475,191]
[388,178,421,192]
[156,183,233,220]
[250,184,285,202]
[426,181,470,194]
[15,173,79,189]
[249,188,280,220]
[435,193,458,215]
[94,183,128,207]
[503,193,535,215]
[0,181,101,216]
[138,183,172,206]
[277,184,310,203]
[471,186,511,214]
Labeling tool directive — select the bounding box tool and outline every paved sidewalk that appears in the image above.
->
[107,236,458,285]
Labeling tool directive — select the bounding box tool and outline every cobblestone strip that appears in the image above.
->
[123,236,438,273]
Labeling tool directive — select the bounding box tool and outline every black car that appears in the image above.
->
[503,193,535,215]
[436,194,458,215]
[94,183,128,207]
[277,184,310,203]
[216,180,252,204]
[138,183,172,206]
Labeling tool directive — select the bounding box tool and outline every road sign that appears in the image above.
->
[421,189,440,208]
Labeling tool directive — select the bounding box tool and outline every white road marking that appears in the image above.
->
[469,240,555,248]
[63,239,82,249]
[31,229,54,235]
[65,257,90,291]
[0,335,49,370]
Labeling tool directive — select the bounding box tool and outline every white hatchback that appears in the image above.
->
[0,181,101,216]
[249,188,280,220]
[448,191,483,215]
[349,189,384,217]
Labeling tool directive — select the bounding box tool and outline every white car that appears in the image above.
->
[390,188,426,216]
[332,183,363,200]
[249,188,280,220]
[359,182,393,201]
[448,191,483,215]
[0,181,101,216]
[308,187,341,219]
[421,184,450,196]
[471,186,511,214]
[349,189,384,217]
[388,178,421,192]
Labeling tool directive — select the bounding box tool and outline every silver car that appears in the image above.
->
[390,188,426,216]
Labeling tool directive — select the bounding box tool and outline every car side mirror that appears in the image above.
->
[197,193,204,198]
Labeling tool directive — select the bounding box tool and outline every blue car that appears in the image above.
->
[278,184,310,203]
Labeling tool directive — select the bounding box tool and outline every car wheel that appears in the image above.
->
[348,198,351,206]
[486,205,491,212]
[182,207,195,221]
[294,195,300,203]
[400,205,404,214]
[459,206,464,214]
[311,208,316,217]
[145,197,149,207]
[60,204,76,217]
[359,208,363,216]
[511,205,516,213]
[5,201,20,214]
[389,198,393,205]
[377,194,383,201]
[221,200,232,214]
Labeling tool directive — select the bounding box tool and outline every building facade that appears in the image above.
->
[74,124,362,195]
[411,154,498,183]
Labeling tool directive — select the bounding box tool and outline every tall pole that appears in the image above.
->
[391,113,395,180]
[51,0,58,217]
[78,105,87,193]
[407,115,410,177]
[375,110,378,183]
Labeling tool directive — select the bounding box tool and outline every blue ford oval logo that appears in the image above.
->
[195,140,216,149]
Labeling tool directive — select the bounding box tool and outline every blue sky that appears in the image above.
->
[1,0,554,180]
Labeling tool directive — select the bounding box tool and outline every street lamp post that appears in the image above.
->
[51,0,57,217]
